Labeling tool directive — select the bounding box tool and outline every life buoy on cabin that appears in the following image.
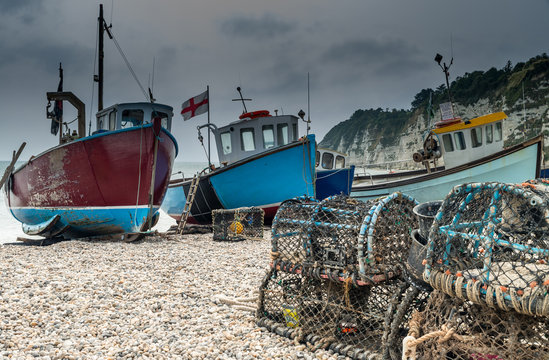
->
[434,117,462,128]
[239,110,271,120]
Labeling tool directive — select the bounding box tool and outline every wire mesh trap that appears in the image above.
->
[423,181,549,317]
[271,193,419,285]
[212,207,264,241]
[403,290,549,360]
[257,269,430,359]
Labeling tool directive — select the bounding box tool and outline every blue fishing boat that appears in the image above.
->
[315,147,355,201]
[162,89,354,225]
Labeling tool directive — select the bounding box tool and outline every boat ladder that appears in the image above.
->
[177,173,201,234]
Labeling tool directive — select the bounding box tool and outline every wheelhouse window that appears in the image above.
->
[486,124,493,144]
[495,122,503,141]
[292,123,298,141]
[335,155,345,169]
[121,109,144,129]
[442,134,454,152]
[321,152,334,169]
[454,131,466,150]
[152,111,169,129]
[97,114,107,130]
[316,151,320,167]
[221,131,232,155]
[471,127,483,148]
[262,125,275,149]
[277,124,289,146]
[108,111,116,130]
[240,128,256,151]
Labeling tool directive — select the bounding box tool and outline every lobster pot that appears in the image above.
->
[257,269,429,360]
[212,207,264,241]
[423,181,549,316]
[357,193,419,283]
[272,193,418,283]
[271,196,320,264]
[405,290,549,360]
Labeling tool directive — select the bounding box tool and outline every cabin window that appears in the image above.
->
[152,111,169,129]
[277,124,289,146]
[442,134,454,152]
[292,123,298,141]
[121,109,144,129]
[221,131,232,155]
[454,132,466,150]
[108,112,116,130]
[335,155,345,169]
[316,151,320,167]
[262,125,275,149]
[495,122,503,141]
[97,114,107,130]
[471,127,483,148]
[321,152,334,169]
[486,124,493,144]
[240,128,256,151]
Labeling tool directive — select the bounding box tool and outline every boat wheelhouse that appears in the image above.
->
[431,112,504,169]
[213,111,299,166]
[94,103,174,134]
[316,148,348,171]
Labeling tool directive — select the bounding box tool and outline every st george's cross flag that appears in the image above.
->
[181,90,209,120]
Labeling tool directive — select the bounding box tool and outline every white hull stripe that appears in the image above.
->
[11,205,157,211]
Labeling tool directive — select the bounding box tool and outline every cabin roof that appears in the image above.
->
[97,102,173,116]
[432,111,507,135]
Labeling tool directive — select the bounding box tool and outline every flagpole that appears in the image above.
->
[207,85,211,168]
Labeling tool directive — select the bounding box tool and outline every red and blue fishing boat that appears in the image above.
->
[4,5,178,240]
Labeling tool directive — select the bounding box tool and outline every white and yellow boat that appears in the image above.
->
[351,110,543,202]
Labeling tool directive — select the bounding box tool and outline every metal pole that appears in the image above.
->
[98,4,104,112]
[207,85,211,167]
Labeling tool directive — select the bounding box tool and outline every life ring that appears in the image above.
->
[239,110,271,120]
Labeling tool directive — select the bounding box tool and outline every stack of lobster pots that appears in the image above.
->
[402,181,549,359]
[256,193,431,360]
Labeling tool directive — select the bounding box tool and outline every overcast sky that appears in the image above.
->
[0,0,548,162]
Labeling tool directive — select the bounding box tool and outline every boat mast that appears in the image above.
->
[434,53,453,105]
[98,4,104,112]
[96,4,113,112]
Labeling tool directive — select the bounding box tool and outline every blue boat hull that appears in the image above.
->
[316,165,355,200]
[351,136,543,203]
[10,206,159,239]
[162,135,317,224]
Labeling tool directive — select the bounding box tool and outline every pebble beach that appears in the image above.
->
[0,231,344,360]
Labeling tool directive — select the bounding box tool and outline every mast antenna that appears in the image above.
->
[232,86,251,113]
[434,53,454,105]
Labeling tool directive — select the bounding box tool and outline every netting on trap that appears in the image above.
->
[257,269,430,360]
[271,193,419,285]
[403,290,549,360]
[212,207,264,241]
[423,181,549,316]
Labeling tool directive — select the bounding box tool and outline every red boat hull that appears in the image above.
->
[6,123,177,238]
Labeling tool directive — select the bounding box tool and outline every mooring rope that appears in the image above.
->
[402,311,475,360]
[214,293,258,313]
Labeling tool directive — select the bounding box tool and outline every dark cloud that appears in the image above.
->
[221,13,295,40]
[0,0,43,23]
[324,38,419,67]
[0,40,90,72]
